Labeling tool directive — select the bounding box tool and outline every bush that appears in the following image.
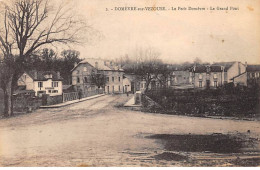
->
[145,87,260,118]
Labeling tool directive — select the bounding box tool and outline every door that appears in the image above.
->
[206,80,210,89]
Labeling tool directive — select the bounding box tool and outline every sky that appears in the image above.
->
[2,0,260,64]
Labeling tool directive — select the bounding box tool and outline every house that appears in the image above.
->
[189,61,247,89]
[123,74,141,93]
[212,61,246,83]
[191,65,225,88]
[71,58,124,94]
[17,71,63,97]
[62,85,75,93]
[231,64,260,87]
[246,65,260,86]
[168,65,193,89]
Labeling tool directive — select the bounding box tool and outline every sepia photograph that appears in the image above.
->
[0,0,259,167]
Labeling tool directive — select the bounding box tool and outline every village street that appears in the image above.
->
[0,94,259,167]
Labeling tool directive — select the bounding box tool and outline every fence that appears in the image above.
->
[62,89,104,102]
[63,92,79,102]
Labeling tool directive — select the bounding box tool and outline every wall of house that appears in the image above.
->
[17,73,34,90]
[34,79,62,96]
[194,72,224,88]
[233,73,247,86]
[227,62,246,83]
[104,71,124,94]
[171,71,190,85]
[123,77,131,93]
[194,73,207,88]
[72,63,97,92]
[209,72,224,87]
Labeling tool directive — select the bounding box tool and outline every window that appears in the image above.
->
[77,77,80,83]
[83,67,87,72]
[38,82,43,88]
[199,74,202,80]
[112,77,114,82]
[106,77,109,82]
[214,81,218,87]
[48,90,52,93]
[199,81,202,88]
[118,77,121,82]
[52,82,58,87]
[52,90,58,93]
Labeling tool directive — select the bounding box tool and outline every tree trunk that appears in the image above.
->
[3,89,8,117]
[4,74,14,117]
[144,80,151,93]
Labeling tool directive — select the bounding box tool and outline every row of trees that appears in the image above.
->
[0,0,87,117]
[115,48,204,92]
[26,48,82,85]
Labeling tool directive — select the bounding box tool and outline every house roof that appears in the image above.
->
[26,70,63,81]
[212,62,236,71]
[246,65,260,72]
[193,65,223,73]
[230,72,247,80]
[194,65,207,73]
[13,89,35,95]
[210,65,223,72]
[62,85,73,90]
[123,74,137,82]
[72,58,124,72]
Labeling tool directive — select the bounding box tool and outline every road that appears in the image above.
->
[0,94,259,167]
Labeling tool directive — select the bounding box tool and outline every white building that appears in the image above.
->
[17,71,63,97]
[71,58,124,94]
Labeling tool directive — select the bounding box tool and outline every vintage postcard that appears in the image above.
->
[0,0,259,167]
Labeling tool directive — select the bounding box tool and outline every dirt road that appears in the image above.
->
[0,94,259,166]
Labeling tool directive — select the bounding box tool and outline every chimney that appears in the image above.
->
[57,71,60,79]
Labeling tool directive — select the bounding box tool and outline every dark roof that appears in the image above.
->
[194,65,207,73]
[212,62,236,71]
[194,65,223,73]
[71,58,124,72]
[246,65,260,72]
[26,70,63,81]
[210,65,222,72]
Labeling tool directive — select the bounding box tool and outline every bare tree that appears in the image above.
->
[0,0,87,116]
[132,47,163,92]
